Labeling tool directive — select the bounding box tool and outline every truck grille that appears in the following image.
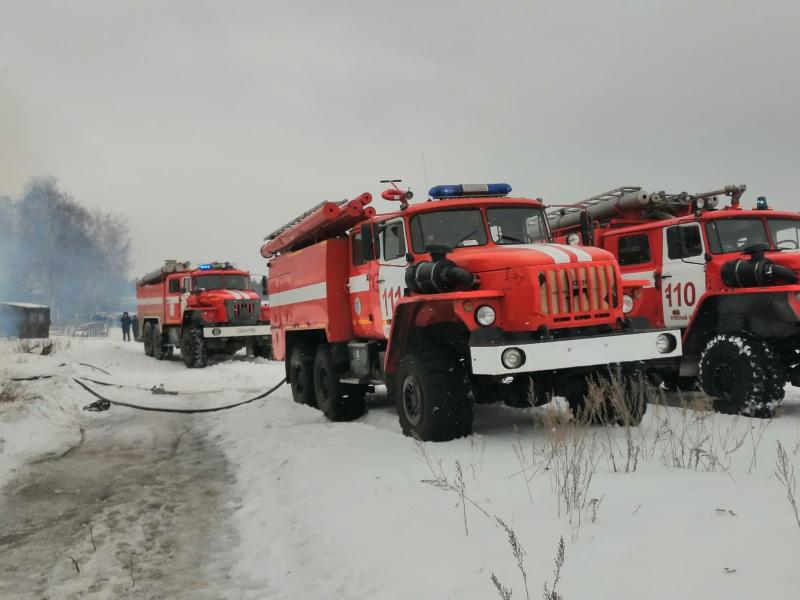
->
[225,299,259,325]
[538,264,618,320]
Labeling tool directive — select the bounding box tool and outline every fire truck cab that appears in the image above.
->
[550,186,800,417]
[136,260,272,368]
[264,184,682,441]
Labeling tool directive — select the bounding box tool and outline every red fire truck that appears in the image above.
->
[262,184,682,441]
[136,260,271,368]
[548,185,800,417]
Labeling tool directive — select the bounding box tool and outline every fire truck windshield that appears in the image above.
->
[707,217,800,253]
[768,219,800,250]
[194,274,251,291]
[487,207,549,245]
[410,209,488,252]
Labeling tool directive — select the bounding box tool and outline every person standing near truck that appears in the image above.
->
[120,312,132,341]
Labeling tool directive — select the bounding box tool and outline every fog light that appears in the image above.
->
[501,347,525,369]
[212,328,221,336]
[622,294,634,314]
[476,305,496,327]
[656,333,677,354]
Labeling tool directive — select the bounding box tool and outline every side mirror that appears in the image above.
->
[361,223,378,261]
[261,275,268,296]
[579,210,594,245]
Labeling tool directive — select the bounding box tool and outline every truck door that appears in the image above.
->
[349,229,374,339]
[165,276,183,324]
[180,276,191,320]
[378,218,408,338]
[661,223,706,328]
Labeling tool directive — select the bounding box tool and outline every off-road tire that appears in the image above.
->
[394,347,472,442]
[180,326,208,368]
[254,341,273,360]
[288,342,316,406]
[699,334,785,417]
[143,322,154,356]
[313,344,366,421]
[151,324,170,360]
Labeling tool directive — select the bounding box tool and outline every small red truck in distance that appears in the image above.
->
[136,260,271,368]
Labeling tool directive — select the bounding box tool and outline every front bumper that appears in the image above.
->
[470,329,682,376]
[202,324,271,339]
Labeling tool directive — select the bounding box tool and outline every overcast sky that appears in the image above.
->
[1,0,799,276]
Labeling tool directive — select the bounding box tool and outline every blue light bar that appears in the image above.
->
[198,263,214,270]
[429,183,512,199]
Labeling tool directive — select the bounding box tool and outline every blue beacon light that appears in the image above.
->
[429,183,512,199]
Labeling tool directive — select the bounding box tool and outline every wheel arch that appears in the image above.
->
[384,300,472,376]
[685,292,800,357]
[285,329,327,382]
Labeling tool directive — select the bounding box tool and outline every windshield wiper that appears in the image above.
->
[454,229,479,247]
[496,234,525,244]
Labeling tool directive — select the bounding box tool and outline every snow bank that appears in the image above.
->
[213,382,800,599]
[0,342,86,489]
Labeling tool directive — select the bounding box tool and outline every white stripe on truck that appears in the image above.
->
[269,282,328,307]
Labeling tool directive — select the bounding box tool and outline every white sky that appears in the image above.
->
[1,0,799,276]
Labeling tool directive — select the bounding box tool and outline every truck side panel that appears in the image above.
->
[136,282,166,324]
[268,239,353,360]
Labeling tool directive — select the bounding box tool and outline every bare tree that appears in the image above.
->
[0,177,132,318]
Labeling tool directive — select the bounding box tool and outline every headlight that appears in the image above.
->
[475,305,496,327]
[212,327,221,336]
[566,233,581,246]
[622,294,634,314]
[695,198,705,209]
[656,333,677,354]
[501,348,525,369]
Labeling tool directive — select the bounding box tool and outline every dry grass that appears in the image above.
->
[775,440,800,530]
[12,337,71,355]
[0,377,31,404]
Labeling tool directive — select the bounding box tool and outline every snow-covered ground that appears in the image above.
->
[2,331,800,599]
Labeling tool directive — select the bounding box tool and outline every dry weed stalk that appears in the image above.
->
[649,393,745,478]
[415,442,490,535]
[543,417,601,526]
[495,517,530,600]
[775,441,800,530]
[584,371,655,473]
[0,378,31,404]
[747,420,772,474]
[542,537,566,600]
[491,574,513,600]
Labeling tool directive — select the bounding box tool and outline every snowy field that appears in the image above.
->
[2,331,800,599]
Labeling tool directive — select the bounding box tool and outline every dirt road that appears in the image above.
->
[0,407,242,599]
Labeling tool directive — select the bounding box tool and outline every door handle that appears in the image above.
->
[660,275,672,279]
[377,278,385,284]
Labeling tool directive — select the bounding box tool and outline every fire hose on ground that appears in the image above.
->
[75,377,286,414]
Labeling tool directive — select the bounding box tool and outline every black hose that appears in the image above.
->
[76,377,286,414]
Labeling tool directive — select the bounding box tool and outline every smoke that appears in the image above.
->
[0,176,132,322]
